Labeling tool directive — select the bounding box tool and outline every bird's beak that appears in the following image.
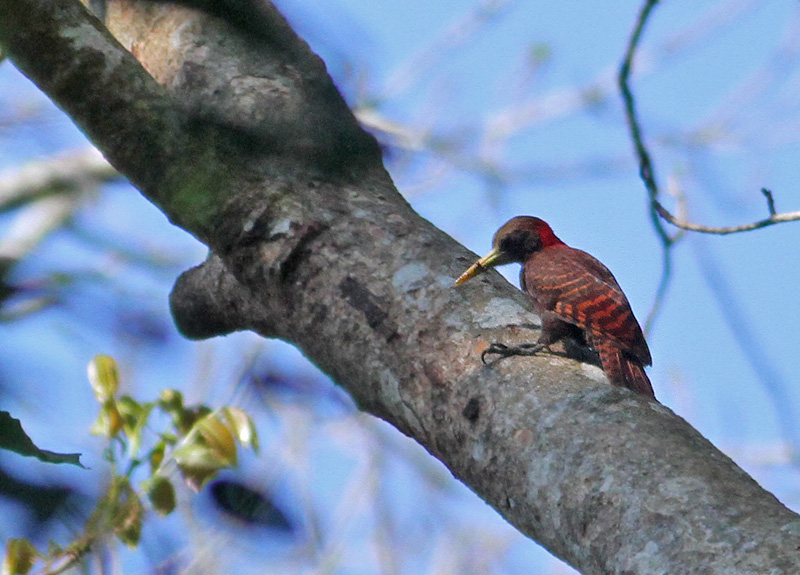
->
[454,248,503,285]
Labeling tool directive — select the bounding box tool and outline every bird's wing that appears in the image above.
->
[525,246,652,365]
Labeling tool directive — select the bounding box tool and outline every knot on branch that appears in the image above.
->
[170,210,328,340]
[169,254,259,339]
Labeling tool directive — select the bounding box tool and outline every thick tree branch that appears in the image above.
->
[0,0,230,237]
[2,1,800,573]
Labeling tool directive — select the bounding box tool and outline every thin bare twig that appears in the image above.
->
[620,1,800,237]
[619,0,670,241]
[762,188,777,216]
[619,0,676,331]
[653,195,800,234]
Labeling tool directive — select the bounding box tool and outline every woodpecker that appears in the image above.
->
[456,216,655,400]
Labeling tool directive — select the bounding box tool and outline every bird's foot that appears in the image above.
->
[481,342,547,365]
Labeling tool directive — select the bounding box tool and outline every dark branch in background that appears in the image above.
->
[619,0,670,246]
[618,0,675,333]
[620,1,800,236]
[0,466,77,525]
[618,0,800,332]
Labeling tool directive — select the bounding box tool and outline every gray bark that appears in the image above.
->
[1,1,799,573]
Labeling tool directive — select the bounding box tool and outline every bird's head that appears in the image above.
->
[454,216,563,285]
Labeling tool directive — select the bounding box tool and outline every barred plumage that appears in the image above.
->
[456,216,655,400]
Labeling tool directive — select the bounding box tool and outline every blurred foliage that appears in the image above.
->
[2,355,259,575]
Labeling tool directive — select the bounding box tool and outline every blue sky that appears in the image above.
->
[2,1,799,573]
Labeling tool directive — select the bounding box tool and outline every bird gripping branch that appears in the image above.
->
[455,216,656,400]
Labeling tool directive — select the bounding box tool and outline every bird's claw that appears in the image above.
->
[481,342,546,364]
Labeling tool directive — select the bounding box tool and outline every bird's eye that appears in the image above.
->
[500,230,538,259]
[499,235,516,252]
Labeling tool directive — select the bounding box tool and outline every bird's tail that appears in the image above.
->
[596,343,656,400]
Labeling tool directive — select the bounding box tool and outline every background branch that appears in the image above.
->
[619,0,800,338]
[620,0,800,237]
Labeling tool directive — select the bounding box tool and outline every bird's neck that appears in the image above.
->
[537,226,565,248]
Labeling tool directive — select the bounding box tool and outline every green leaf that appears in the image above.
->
[0,411,83,467]
[221,407,259,453]
[90,399,123,438]
[116,395,142,427]
[115,493,143,547]
[158,388,183,412]
[101,477,143,548]
[172,443,227,492]
[175,406,212,437]
[149,440,167,473]
[195,415,237,466]
[3,538,38,575]
[145,475,176,516]
[88,355,119,402]
[118,397,154,456]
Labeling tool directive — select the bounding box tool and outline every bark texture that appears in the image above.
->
[1,1,799,573]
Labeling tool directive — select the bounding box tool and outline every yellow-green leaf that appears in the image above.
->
[90,399,123,438]
[87,355,119,402]
[175,406,212,437]
[221,407,259,453]
[119,398,154,456]
[149,440,166,473]
[113,478,143,548]
[195,415,237,466]
[158,389,183,412]
[172,443,227,492]
[3,538,38,575]
[116,396,141,428]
